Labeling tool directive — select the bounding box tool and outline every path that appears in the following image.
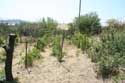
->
[12,42,113,83]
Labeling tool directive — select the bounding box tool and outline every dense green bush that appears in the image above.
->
[88,28,125,79]
[52,36,64,62]
[74,12,101,35]
[72,32,91,50]
[36,35,50,51]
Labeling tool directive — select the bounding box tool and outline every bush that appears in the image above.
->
[25,53,33,67]
[87,42,101,62]
[17,17,57,37]
[24,47,41,67]
[0,36,4,45]
[66,23,75,39]
[29,48,41,59]
[0,50,6,63]
[52,36,64,62]
[106,19,125,30]
[74,12,101,35]
[72,32,91,50]
[88,28,125,79]
[36,35,49,51]
[0,69,5,80]
[38,17,57,37]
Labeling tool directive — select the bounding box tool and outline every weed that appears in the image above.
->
[52,36,64,62]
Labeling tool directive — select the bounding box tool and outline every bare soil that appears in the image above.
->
[0,42,113,83]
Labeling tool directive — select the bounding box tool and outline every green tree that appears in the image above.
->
[106,18,124,30]
[74,12,101,35]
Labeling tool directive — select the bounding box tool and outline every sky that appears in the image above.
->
[0,0,125,24]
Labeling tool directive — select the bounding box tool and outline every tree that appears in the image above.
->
[106,19,124,30]
[74,12,101,35]
[3,34,16,81]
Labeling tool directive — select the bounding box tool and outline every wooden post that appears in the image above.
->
[60,30,65,61]
[3,34,16,81]
[61,31,65,49]
[25,39,28,69]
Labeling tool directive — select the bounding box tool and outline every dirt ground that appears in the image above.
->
[0,42,114,83]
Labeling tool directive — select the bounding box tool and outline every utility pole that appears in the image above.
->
[78,0,82,31]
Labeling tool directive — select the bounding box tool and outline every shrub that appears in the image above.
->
[72,32,91,50]
[87,42,101,62]
[38,17,57,36]
[14,33,20,46]
[88,28,125,79]
[29,47,41,59]
[24,47,41,67]
[52,36,64,62]
[36,35,49,51]
[0,50,6,63]
[0,36,4,45]
[66,23,75,39]
[0,69,5,80]
[25,53,33,67]
[17,17,57,37]
[106,18,125,30]
[74,12,101,35]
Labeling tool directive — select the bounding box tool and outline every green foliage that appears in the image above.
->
[52,36,64,62]
[0,77,19,83]
[17,17,57,37]
[14,33,20,45]
[106,18,125,29]
[72,32,90,50]
[25,53,33,67]
[0,23,18,37]
[45,17,58,29]
[17,22,42,37]
[88,28,125,79]
[0,50,6,63]
[74,12,101,35]
[23,47,41,67]
[0,69,5,80]
[37,17,57,37]
[0,35,4,45]
[36,35,50,50]
[106,19,119,27]
[87,42,101,62]
[66,23,75,39]
[29,47,41,59]
[0,17,57,39]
